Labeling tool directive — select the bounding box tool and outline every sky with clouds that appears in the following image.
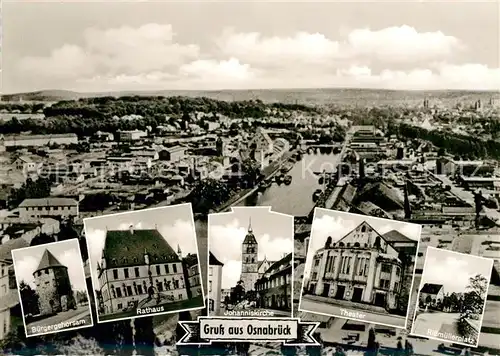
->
[209,207,293,289]
[83,204,199,286]
[1,1,499,93]
[303,208,422,279]
[421,247,493,294]
[12,239,87,292]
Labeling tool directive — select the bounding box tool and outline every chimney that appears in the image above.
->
[129,224,134,234]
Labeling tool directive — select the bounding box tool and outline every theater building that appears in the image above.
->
[255,253,292,311]
[306,221,409,311]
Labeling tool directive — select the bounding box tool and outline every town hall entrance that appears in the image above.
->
[334,285,345,300]
[352,288,363,302]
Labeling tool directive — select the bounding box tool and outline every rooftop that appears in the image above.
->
[420,283,443,294]
[0,238,29,262]
[209,251,224,266]
[2,133,77,141]
[103,228,179,268]
[382,229,417,244]
[19,197,78,208]
[34,249,66,273]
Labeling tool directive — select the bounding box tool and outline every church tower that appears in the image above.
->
[240,218,259,291]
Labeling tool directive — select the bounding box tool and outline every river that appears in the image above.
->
[235,153,340,216]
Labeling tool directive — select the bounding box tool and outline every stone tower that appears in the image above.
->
[240,218,259,291]
[33,249,74,316]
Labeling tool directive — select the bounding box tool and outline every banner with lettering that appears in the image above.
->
[177,317,320,346]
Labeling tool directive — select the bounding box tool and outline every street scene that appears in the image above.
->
[411,247,493,347]
[10,239,93,336]
[208,207,293,318]
[1,1,500,355]
[83,204,205,322]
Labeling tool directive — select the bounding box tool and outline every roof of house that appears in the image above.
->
[420,283,443,294]
[0,238,29,262]
[19,197,78,208]
[103,228,179,268]
[209,251,224,266]
[382,230,416,244]
[3,133,77,141]
[183,253,199,268]
[265,253,292,275]
[34,249,66,273]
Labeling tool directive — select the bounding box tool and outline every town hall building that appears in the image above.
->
[96,225,190,315]
[306,221,414,311]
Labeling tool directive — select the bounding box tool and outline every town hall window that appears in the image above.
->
[156,266,161,275]
[124,268,129,278]
[173,264,177,273]
[113,269,119,279]
[165,265,170,274]
[135,267,140,277]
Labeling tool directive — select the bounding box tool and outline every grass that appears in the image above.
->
[99,296,204,322]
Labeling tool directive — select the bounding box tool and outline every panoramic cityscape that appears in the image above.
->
[1,1,500,355]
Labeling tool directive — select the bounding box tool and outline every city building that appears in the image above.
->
[33,249,75,316]
[18,198,79,220]
[96,226,188,315]
[419,283,444,306]
[116,130,147,142]
[0,239,27,340]
[306,221,407,310]
[255,253,292,311]
[208,252,223,314]
[0,133,78,150]
[257,257,274,278]
[159,146,186,162]
[240,222,259,292]
[183,253,202,299]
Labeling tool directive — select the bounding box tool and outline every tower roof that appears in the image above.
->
[243,217,257,244]
[34,249,66,274]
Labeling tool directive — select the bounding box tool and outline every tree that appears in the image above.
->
[30,233,56,247]
[189,178,231,214]
[19,280,40,316]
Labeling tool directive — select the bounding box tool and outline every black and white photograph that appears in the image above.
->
[299,208,421,329]
[83,204,205,323]
[208,207,294,318]
[411,247,493,347]
[1,0,500,355]
[11,239,93,337]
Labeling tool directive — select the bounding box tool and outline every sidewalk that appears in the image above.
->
[302,294,390,315]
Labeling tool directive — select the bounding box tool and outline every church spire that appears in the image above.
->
[248,217,252,233]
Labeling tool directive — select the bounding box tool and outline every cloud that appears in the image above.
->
[13,244,87,292]
[18,23,199,81]
[217,29,341,66]
[422,249,493,293]
[345,25,462,63]
[13,255,39,288]
[10,23,499,91]
[209,218,293,289]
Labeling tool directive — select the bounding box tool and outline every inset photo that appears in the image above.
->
[411,247,493,347]
[208,207,294,318]
[11,239,93,337]
[84,204,205,323]
[299,208,421,329]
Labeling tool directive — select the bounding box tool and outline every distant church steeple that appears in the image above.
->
[177,244,182,259]
[248,217,252,233]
